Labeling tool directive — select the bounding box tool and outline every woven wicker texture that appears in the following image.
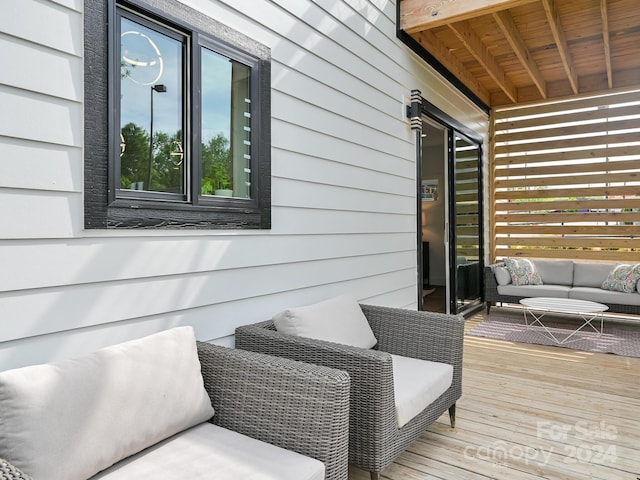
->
[235,303,464,477]
[197,342,350,480]
[484,264,640,315]
[0,459,32,480]
[1,344,349,480]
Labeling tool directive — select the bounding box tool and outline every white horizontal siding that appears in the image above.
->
[0,269,415,371]
[0,0,82,55]
[0,0,487,371]
[0,86,82,147]
[0,189,82,239]
[0,136,82,192]
[0,251,414,341]
[272,118,414,179]
[273,149,414,195]
[0,233,414,292]
[0,33,82,101]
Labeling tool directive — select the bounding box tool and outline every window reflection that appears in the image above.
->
[119,17,184,194]
[200,47,251,198]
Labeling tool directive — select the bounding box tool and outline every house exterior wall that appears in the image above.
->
[0,0,488,371]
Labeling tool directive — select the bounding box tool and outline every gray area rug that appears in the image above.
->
[468,315,640,358]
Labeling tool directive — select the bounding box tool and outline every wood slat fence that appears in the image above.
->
[490,90,640,261]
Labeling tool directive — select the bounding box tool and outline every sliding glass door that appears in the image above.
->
[412,91,484,315]
[450,133,482,313]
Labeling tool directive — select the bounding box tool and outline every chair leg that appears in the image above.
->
[449,403,456,428]
[370,472,381,480]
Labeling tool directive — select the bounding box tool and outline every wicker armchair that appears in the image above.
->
[235,304,464,480]
[197,342,350,480]
[1,343,350,480]
[0,459,31,480]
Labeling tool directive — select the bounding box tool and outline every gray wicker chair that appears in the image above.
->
[1,343,350,480]
[0,459,31,480]
[235,304,464,480]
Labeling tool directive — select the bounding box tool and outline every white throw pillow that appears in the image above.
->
[273,294,377,348]
[601,263,640,294]
[503,258,543,286]
[0,327,214,480]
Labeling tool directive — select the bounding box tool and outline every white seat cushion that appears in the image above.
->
[497,284,571,298]
[91,423,325,480]
[391,354,453,428]
[0,327,214,480]
[273,294,377,348]
[569,287,640,306]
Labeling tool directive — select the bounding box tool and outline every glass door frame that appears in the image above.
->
[448,130,484,314]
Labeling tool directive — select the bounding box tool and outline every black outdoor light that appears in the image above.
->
[147,84,167,189]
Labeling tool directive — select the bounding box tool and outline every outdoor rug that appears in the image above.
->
[468,314,640,358]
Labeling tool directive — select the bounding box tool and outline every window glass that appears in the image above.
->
[84,0,270,229]
[119,16,184,195]
[201,47,251,199]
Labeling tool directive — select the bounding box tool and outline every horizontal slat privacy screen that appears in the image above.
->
[492,90,640,262]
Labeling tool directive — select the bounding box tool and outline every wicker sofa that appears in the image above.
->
[235,302,464,480]
[485,259,640,315]
[0,327,350,480]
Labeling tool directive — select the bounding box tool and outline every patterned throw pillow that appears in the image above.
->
[601,263,640,293]
[503,258,543,286]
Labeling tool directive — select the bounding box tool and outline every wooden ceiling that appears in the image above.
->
[399,0,640,108]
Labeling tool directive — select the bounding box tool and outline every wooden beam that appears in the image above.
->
[415,29,491,105]
[400,0,538,34]
[448,20,518,102]
[600,0,613,88]
[541,0,579,94]
[492,10,547,98]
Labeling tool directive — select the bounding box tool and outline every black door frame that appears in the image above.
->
[408,90,484,313]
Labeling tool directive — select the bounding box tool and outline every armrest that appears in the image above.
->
[0,458,32,480]
[360,304,464,365]
[196,342,350,480]
[234,322,395,398]
[360,304,463,396]
[234,322,396,442]
[484,264,502,303]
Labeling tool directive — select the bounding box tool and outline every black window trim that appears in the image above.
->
[85,0,271,229]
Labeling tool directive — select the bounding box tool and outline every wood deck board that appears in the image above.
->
[349,310,640,479]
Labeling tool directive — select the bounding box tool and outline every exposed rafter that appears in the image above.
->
[448,20,517,102]
[492,10,547,99]
[417,29,491,105]
[398,0,640,108]
[540,0,578,94]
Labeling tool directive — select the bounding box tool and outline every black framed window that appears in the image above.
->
[85,0,271,229]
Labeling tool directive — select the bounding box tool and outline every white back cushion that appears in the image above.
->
[0,327,214,480]
[273,294,377,349]
[532,260,574,286]
[573,262,617,287]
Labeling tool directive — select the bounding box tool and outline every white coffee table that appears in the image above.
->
[519,297,609,345]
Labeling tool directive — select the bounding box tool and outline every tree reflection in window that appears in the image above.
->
[119,17,184,194]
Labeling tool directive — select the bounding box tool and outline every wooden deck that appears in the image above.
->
[350,310,640,479]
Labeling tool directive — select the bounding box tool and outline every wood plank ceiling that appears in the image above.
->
[399,0,640,108]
